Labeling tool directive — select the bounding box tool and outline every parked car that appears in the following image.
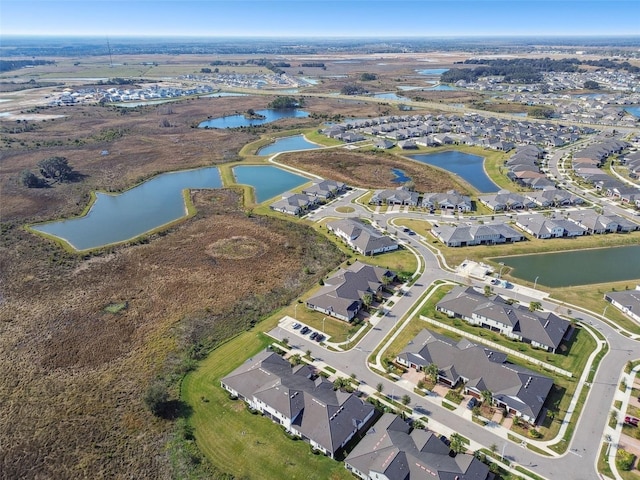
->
[439,434,450,446]
[466,397,478,410]
[403,227,410,232]
[315,334,324,343]
[292,322,301,329]
[300,326,310,335]
[408,230,416,235]
[310,331,318,340]
[625,416,639,427]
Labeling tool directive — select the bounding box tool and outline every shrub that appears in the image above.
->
[616,449,635,471]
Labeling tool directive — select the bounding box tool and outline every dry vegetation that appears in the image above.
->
[276,149,470,193]
[0,90,365,478]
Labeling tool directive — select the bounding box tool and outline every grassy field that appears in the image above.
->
[181,331,353,480]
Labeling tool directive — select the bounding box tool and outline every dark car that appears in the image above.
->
[408,230,416,235]
[403,227,410,232]
[315,334,324,343]
[310,331,318,340]
[466,397,478,410]
[292,322,301,329]
[300,326,310,335]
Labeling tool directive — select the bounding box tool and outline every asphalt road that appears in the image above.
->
[283,191,640,480]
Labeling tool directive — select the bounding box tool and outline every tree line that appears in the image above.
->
[442,57,640,84]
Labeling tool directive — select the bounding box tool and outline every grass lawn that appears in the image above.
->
[379,283,599,441]
[181,331,353,480]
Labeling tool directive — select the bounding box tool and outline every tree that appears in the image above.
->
[529,301,542,312]
[362,292,374,308]
[481,389,493,405]
[359,72,377,81]
[376,383,384,393]
[144,380,170,416]
[484,285,492,297]
[425,363,439,383]
[38,156,73,182]
[529,106,554,119]
[401,394,411,406]
[449,433,466,454]
[289,354,302,366]
[268,96,300,109]
[583,80,600,90]
[490,443,498,454]
[20,169,45,188]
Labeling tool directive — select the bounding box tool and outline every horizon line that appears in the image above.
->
[2,33,640,39]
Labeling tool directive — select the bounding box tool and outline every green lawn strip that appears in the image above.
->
[423,288,597,376]
[181,331,352,480]
[304,129,345,147]
[550,281,640,336]
[514,465,547,480]
[597,442,615,478]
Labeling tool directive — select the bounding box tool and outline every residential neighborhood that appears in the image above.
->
[436,285,572,353]
[396,329,555,425]
[306,261,396,322]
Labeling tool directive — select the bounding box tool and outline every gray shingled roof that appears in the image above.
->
[222,350,375,455]
[345,413,490,480]
[436,286,569,351]
[397,329,553,422]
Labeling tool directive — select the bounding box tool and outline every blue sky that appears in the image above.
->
[1,0,639,37]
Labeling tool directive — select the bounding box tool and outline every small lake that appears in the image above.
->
[373,92,410,101]
[427,84,457,91]
[416,68,449,75]
[494,245,640,287]
[624,106,640,118]
[233,165,309,203]
[409,151,498,193]
[31,167,222,250]
[391,168,411,183]
[257,135,320,156]
[198,109,309,128]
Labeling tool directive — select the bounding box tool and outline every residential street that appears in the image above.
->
[268,187,640,480]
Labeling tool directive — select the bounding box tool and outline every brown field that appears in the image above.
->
[0,186,346,479]
[276,149,470,193]
[0,92,379,478]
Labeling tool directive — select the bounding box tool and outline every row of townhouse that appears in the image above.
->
[621,151,640,180]
[571,139,640,205]
[270,179,347,215]
[396,328,554,425]
[430,222,524,247]
[222,351,492,479]
[571,139,640,207]
[326,218,399,256]
[478,188,583,212]
[435,285,572,353]
[370,186,472,212]
[306,261,395,322]
[321,112,593,152]
[504,145,556,190]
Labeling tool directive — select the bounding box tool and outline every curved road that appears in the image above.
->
[279,190,639,480]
